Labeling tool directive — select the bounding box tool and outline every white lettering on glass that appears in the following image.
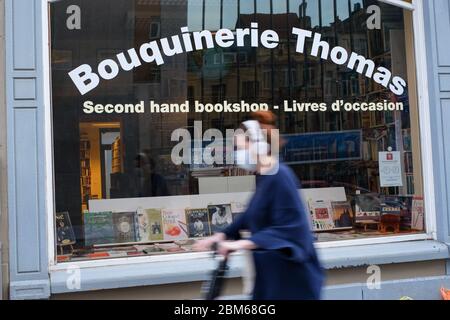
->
[68,24,406,97]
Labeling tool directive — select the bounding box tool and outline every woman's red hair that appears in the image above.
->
[250,111,284,150]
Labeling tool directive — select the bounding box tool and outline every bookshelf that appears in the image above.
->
[80,138,91,211]
[111,137,122,174]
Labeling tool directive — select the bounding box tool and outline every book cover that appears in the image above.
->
[142,246,165,255]
[355,194,381,222]
[185,208,211,238]
[230,201,247,222]
[112,212,138,244]
[161,209,188,241]
[84,211,115,246]
[147,209,164,241]
[56,211,76,246]
[380,197,402,217]
[331,201,354,230]
[137,208,163,242]
[308,200,335,232]
[137,209,149,242]
[156,242,186,253]
[411,196,424,231]
[207,204,233,234]
[231,201,247,214]
[381,195,412,225]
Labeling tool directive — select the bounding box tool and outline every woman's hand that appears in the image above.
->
[217,241,242,257]
[217,240,257,257]
[193,233,226,252]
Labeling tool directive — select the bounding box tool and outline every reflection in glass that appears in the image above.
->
[273,0,287,14]
[321,0,335,27]
[257,0,271,14]
[188,0,203,31]
[336,0,350,22]
[240,0,255,14]
[205,0,221,31]
[223,0,238,30]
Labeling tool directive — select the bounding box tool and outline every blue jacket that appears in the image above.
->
[224,163,325,300]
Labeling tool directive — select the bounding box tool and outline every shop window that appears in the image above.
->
[50,0,427,263]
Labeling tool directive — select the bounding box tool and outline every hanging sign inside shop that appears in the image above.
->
[379,151,403,187]
[68,23,407,97]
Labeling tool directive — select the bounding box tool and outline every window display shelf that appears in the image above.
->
[49,240,449,295]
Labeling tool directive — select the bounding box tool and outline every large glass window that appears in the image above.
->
[51,0,426,262]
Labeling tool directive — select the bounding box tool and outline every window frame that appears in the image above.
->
[43,0,437,270]
[378,0,415,11]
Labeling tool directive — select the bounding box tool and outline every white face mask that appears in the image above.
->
[235,149,257,172]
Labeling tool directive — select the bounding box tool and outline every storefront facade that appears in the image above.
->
[2,0,450,300]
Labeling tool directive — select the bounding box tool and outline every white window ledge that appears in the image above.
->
[50,240,449,294]
[318,240,449,269]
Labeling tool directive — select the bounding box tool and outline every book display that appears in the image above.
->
[59,182,427,262]
[61,201,240,261]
